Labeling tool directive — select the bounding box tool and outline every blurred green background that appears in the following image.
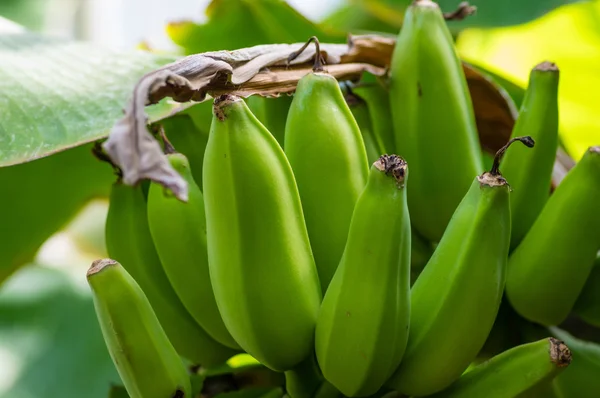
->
[0,0,598,397]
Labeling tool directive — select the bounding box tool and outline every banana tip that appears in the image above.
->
[534,61,559,72]
[477,173,508,188]
[213,94,242,121]
[87,258,119,278]
[374,154,408,186]
[549,337,572,367]
[412,0,438,8]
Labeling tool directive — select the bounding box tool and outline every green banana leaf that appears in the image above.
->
[0,263,120,398]
[166,0,345,55]
[0,143,114,285]
[0,0,45,31]
[456,0,600,161]
[0,20,179,167]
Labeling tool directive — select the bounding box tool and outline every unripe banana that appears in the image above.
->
[428,337,571,398]
[347,93,380,164]
[499,61,559,250]
[386,137,534,396]
[147,152,239,349]
[315,155,411,397]
[549,326,600,398]
[389,0,484,242]
[351,82,396,156]
[87,258,192,398]
[246,94,293,148]
[572,253,600,327]
[410,228,434,285]
[160,113,210,189]
[203,94,322,372]
[506,146,600,326]
[106,182,237,366]
[285,68,369,293]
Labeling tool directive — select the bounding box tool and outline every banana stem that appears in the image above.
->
[156,125,177,155]
[442,1,477,21]
[287,36,325,72]
[490,136,535,176]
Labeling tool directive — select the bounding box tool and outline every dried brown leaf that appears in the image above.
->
[102,34,520,200]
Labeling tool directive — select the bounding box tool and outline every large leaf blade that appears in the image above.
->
[0,27,179,167]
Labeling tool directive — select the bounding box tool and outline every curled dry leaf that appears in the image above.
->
[101,34,525,200]
[102,36,389,201]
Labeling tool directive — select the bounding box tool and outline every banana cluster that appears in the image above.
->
[86,0,600,397]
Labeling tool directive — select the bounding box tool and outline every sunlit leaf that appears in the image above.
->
[0,23,179,167]
[457,0,600,160]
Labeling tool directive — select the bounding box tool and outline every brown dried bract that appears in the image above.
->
[549,337,572,367]
[375,155,408,187]
[87,258,118,277]
[100,33,525,200]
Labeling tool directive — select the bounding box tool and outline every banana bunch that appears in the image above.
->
[85,0,600,397]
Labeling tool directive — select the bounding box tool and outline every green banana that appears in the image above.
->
[427,337,571,398]
[346,92,381,164]
[506,146,600,326]
[106,181,237,366]
[315,154,411,397]
[388,0,484,242]
[246,94,293,148]
[386,137,534,396]
[203,94,322,372]
[87,258,192,398]
[159,112,211,189]
[351,81,395,156]
[284,66,369,293]
[499,61,559,250]
[549,327,600,398]
[410,228,434,285]
[573,253,600,327]
[147,152,239,349]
